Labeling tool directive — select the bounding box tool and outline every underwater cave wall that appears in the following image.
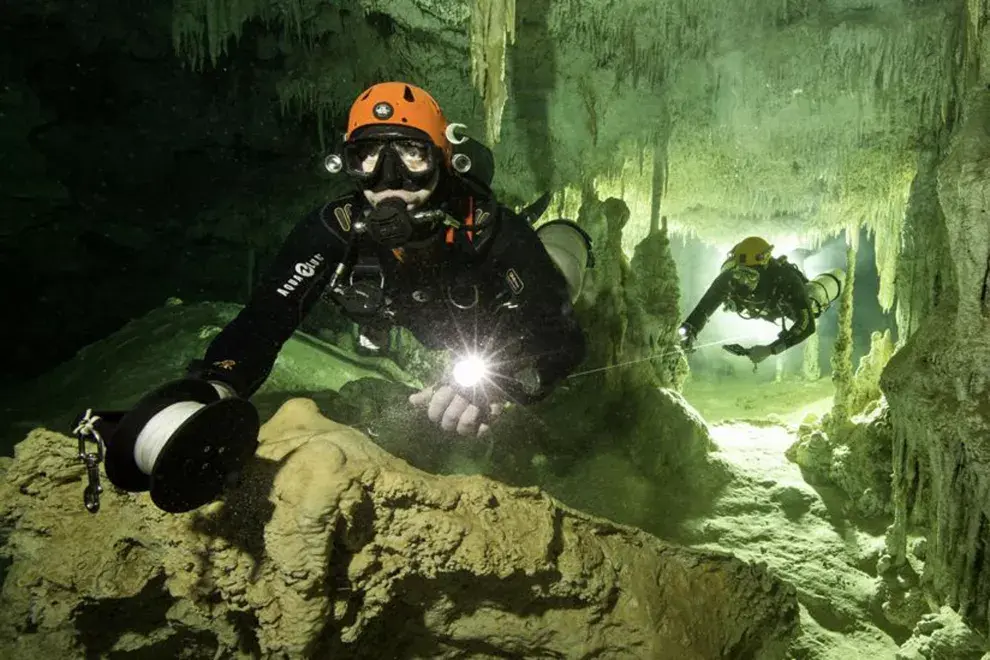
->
[0,0,346,387]
[882,76,990,634]
[895,148,956,342]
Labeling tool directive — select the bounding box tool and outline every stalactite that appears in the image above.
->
[648,0,951,240]
[594,142,667,254]
[964,0,986,88]
[883,6,990,630]
[172,6,207,70]
[918,429,990,626]
[470,0,516,145]
[871,189,910,312]
[649,121,670,236]
[829,243,857,425]
[549,185,583,226]
[492,0,952,246]
[171,0,311,70]
[896,150,949,342]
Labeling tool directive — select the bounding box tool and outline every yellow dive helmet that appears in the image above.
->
[720,237,773,293]
[721,236,774,271]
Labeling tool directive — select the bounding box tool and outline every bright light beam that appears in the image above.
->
[452,355,490,387]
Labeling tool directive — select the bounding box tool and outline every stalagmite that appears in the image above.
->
[802,333,820,381]
[593,144,664,251]
[470,0,516,145]
[829,243,857,426]
[886,423,914,568]
[846,331,895,416]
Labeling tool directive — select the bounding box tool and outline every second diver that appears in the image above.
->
[679,237,845,365]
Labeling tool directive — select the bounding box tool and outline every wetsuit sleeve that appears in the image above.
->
[187,202,350,396]
[769,271,815,354]
[484,208,586,404]
[682,271,734,335]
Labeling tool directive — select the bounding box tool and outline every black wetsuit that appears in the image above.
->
[683,258,815,354]
[187,189,586,404]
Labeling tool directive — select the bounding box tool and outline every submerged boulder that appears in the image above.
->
[0,398,798,659]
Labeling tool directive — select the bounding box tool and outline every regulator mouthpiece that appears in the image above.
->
[452,355,489,388]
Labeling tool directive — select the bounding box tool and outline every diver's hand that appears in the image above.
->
[409,385,505,437]
[722,343,774,364]
[678,324,697,352]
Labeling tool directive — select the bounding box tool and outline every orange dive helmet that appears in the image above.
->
[345,82,452,155]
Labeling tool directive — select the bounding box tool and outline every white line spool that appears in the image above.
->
[133,402,204,475]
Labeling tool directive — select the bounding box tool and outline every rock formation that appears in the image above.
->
[0,398,799,659]
[880,85,990,636]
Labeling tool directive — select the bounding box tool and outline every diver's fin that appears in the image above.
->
[520,192,552,225]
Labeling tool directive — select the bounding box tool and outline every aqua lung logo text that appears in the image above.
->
[277,254,325,297]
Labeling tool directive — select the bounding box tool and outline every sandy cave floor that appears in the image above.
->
[677,376,903,658]
[681,375,836,425]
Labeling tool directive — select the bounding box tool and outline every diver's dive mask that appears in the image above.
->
[343,132,440,193]
[729,265,761,292]
[720,256,761,294]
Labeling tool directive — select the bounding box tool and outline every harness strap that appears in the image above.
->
[445,197,475,245]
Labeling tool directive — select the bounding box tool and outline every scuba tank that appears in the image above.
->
[535,220,594,303]
[805,268,845,316]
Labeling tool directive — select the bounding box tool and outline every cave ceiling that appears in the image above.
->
[169,0,960,252]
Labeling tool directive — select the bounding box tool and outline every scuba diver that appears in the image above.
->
[678,237,844,365]
[71,82,592,515]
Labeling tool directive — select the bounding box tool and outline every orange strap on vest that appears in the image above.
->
[446,197,475,245]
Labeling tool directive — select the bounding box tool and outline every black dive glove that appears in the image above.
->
[723,343,774,364]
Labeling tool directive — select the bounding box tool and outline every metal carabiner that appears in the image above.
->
[73,409,106,514]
